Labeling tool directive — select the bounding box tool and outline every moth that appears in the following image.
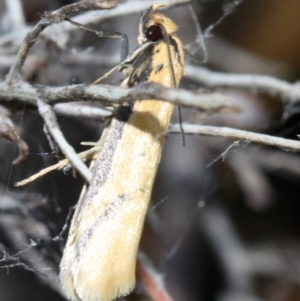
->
[60,4,184,301]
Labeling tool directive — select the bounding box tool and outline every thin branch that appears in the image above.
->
[15,146,100,187]
[54,103,111,120]
[36,98,92,182]
[15,160,70,187]
[0,105,28,164]
[185,65,300,102]
[17,121,300,186]
[5,0,118,83]
[63,0,192,30]
[0,81,239,112]
[43,0,118,23]
[6,20,50,83]
[229,151,274,210]
[137,253,174,301]
[168,123,300,152]
[0,0,190,56]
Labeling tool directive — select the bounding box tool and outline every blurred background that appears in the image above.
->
[1,0,300,301]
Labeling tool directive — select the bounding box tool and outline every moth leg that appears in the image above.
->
[65,18,129,85]
[65,18,128,62]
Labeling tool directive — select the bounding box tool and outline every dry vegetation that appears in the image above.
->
[1,1,300,301]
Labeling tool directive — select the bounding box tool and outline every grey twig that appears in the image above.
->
[0,81,238,112]
[0,0,189,58]
[36,98,92,182]
[63,0,192,30]
[43,0,118,23]
[54,102,111,120]
[6,20,50,83]
[5,0,118,83]
[185,65,300,102]
[169,123,300,153]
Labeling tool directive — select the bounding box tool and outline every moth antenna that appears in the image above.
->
[161,24,186,145]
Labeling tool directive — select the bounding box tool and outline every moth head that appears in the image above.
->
[138,4,178,45]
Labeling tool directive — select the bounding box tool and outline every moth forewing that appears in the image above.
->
[60,5,184,301]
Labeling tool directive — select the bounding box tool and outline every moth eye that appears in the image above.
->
[145,25,163,42]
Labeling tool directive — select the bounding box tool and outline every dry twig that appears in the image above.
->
[0,105,28,164]
[185,65,300,102]
[15,146,100,186]
[36,98,92,182]
[0,81,238,112]
[1,1,300,301]
[6,0,118,83]
[169,123,300,153]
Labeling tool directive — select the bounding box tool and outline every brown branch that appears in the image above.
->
[0,105,28,164]
[137,253,174,301]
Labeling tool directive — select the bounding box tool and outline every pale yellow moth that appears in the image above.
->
[59,4,184,301]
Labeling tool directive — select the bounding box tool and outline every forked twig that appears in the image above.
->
[6,0,118,83]
[36,98,92,182]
